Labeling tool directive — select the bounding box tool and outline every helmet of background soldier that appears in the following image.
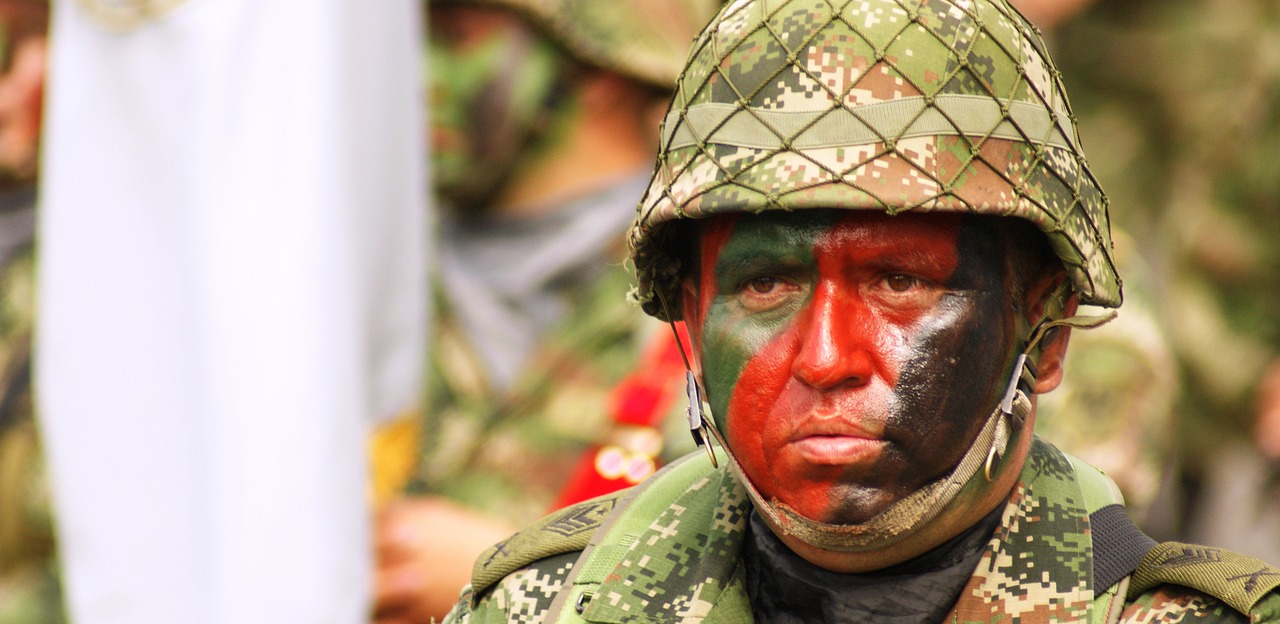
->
[630,0,1121,320]
[427,0,723,210]
[432,0,724,88]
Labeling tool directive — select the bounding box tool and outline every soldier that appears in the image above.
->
[442,0,1280,621]
[372,1,719,621]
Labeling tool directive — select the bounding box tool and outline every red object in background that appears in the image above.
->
[551,322,692,509]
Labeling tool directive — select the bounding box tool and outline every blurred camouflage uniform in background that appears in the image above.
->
[408,0,719,527]
[373,2,721,619]
[1034,231,1178,526]
[0,1,61,621]
[1043,0,1280,546]
[1006,0,1179,530]
[0,244,63,624]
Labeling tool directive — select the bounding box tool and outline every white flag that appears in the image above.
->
[36,0,427,622]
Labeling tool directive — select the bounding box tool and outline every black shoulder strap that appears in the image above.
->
[1090,503,1157,590]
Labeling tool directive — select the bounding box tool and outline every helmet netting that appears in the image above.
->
[630,0,1121,319]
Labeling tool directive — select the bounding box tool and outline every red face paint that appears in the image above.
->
[693,211,1016,524]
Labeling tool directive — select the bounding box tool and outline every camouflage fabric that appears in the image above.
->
[443,438,1278,623]
[412,246,694,527]
[628,0,1121,322]
[430,0,723,87]
[1036,231,1178,525]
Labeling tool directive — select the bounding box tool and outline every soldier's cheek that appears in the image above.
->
[724,320,855,513]
[887,298,1004,464]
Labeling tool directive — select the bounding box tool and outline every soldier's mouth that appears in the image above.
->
[789,434,885,465]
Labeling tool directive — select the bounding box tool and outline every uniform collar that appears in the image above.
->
[583,439,1107,624]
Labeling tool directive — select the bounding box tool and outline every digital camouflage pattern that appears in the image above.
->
[629,0,1121,321]
[431,0,722,87]
[443,439,1280,623]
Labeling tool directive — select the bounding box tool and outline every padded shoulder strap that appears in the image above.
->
[1128,542,1280,618]
[1090,504,1156,591]
[1065,453,1156,591]
[470,491,626,593]
[1065,452,1157,624]
[545,451,718,624]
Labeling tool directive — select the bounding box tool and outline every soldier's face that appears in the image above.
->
[427,6,564,208]
[687,211,1019,525]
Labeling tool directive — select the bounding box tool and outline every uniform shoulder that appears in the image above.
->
[469,492,624,595]
[441,494,625,622]
[1123,542,1280,623]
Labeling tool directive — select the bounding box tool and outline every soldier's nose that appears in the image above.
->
[792,283,875,390]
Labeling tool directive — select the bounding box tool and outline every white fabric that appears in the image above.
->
[35,0,427,622]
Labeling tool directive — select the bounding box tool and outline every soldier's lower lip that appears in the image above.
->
[790,436,882,464]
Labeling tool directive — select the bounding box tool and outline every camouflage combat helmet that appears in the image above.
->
[630,0,1122,320]
[432,0,723,88]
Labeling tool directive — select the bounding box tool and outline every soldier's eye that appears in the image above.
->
[885,274,918,292]
[747,276,780,294]
[737,275,801,313]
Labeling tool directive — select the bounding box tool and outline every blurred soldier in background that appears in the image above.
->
[1008,0,1179,527]
[0,1,57,622]
[372,1,719,620]
[1044,0,1280,551]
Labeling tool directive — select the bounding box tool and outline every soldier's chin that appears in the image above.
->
[759,478,898,526]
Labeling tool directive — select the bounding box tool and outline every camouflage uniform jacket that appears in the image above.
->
[444,438,1280,623]
[415,247,694,524]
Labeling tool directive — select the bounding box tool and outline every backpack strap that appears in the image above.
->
[1065,453,1157,624]
[1090,504,1157,591]
[1065,454,1157,589]
[1128,542,1280,618]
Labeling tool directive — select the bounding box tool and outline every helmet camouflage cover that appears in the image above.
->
[630,0,1122,319]
[432,0,724,88]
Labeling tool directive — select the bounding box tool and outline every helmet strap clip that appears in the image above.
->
[656,288,719,468]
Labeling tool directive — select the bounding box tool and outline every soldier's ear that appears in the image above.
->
[1024,272,1078,394]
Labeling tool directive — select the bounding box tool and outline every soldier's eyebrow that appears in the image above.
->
[713,230,810,283]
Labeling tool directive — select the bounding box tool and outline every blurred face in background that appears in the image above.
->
[1008,0,1098,29]
[427,4,569,210]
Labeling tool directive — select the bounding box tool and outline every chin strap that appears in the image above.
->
[656,290,720,469]
[700,374,1032,552]
[664,291,1119,553]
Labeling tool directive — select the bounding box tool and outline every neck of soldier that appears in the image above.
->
[488,72,661,219]
[762,406,1038,574]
